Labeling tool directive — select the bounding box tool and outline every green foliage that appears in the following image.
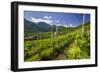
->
[24,33,74,61]
[26,54,41,62]
[67,32,90,59]
[24,22,90,61]
[40,48,55,60]
[75,32,90,58]
[67,46,81,59]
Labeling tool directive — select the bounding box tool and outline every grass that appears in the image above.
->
[24,23,90,61]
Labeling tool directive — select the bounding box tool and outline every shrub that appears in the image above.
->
[40,48,55,60]
[67,46,81,59]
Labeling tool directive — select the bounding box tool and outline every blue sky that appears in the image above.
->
[24,11,90,27]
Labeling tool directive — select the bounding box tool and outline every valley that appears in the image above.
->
[24,19,90,62]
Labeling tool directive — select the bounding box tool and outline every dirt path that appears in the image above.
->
[55,42,74,60]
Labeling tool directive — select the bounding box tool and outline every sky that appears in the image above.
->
[24,11,90,27]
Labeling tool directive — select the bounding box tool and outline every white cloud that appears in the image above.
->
[54,23,69,27]
[44,16,48,19]
[69,24,76,27]
[54,24,61,26]
[57,24,76,27]
[29,17,53,24]
[44,16,52,19]
[49,16,52,19]
[55,20,60,23]
[62,24,69,27]
[26,17,76,28]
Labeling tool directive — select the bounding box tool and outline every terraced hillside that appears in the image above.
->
[24,22,90,62]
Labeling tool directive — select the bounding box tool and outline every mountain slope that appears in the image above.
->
[24,19,67,32]
[24,18,90,33]
[24,19,41,32]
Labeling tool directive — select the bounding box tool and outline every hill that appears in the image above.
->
[24,22,90,61]
[24,19,68,32]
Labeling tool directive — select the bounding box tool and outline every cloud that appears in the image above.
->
[44,16,52,19]
[30,17,53,24]
[58,24,76,27]
[63,24,69,27]
[54,23,68,27]
[26,17,76,27]
[55,20,60,23]
[69,24,76,27]
[54,24,61,26]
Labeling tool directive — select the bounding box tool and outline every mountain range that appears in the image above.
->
[24,19,68,32]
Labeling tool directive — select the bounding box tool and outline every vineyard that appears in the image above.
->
[24,23,90,62]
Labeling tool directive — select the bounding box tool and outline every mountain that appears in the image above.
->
[24,19,52,32]
[24,19,40,32]
[36,22,51,32]
[24,19,90,33]
[24,19,67,32]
